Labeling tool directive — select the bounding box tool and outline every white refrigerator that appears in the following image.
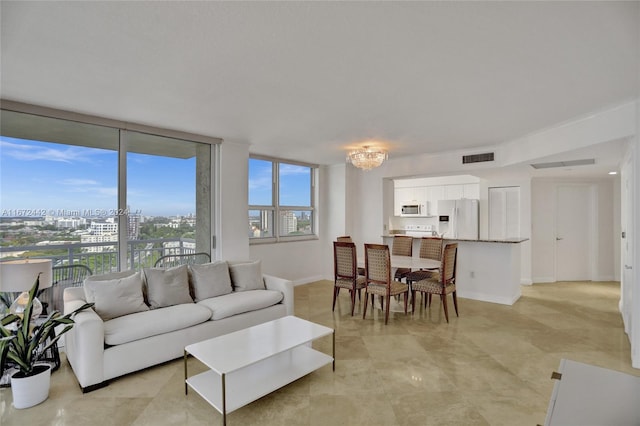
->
[437,199,479,239]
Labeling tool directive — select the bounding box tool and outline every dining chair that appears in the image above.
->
[411,243,459,322]
[333,241,366,316]
[392,235,413,281]
[363,243,409,324]
[336,236,366,276]
[405,237,443,286]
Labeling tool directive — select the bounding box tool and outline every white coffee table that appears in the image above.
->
[184,316,335,425]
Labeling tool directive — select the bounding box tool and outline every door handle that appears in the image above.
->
[625,265,633,270]
[556,237,563,241]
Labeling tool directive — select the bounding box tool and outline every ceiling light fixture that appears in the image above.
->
[608,171,618,175]
[347,146,388,171]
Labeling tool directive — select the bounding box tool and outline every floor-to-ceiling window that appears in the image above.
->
[0,105,215,273]
[125,131,210,270]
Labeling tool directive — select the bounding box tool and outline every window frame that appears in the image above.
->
[0,100,220,271]
[248,155,317,244]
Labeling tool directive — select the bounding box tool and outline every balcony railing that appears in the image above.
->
[0,238,198,275]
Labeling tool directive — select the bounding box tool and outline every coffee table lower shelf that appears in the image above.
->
[186,345,332,415]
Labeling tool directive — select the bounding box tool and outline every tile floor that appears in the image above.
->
[1,280,637,425]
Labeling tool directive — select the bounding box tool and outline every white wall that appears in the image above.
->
[531,177,618,282]
[218,141,250,261]
[321,164,347,243]
[250,239,324,285]
[320,164,347,281]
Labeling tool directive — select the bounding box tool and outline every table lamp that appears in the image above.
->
[0,259,53,318]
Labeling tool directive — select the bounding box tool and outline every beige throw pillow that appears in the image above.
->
[228,260,264,291]
[143,264,193,309]
[189,261,233,301]
[83,271,149,321]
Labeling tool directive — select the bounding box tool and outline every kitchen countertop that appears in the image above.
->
[445,237,529,244]
[382,234,528,244]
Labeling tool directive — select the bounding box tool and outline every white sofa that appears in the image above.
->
[63,262,293,392]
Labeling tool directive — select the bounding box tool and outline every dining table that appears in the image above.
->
[357,254,441,312]
[357,254,440,271]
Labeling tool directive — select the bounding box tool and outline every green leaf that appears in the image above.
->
[0,274,92,376]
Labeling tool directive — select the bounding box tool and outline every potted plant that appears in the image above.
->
[0,274,93,409]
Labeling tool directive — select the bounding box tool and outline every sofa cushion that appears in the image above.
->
[103,303,212,346]
[189,261,233,301]
[228,260,265,291]
[197,289,283,320]
[83,272,149,321]
[83,269,138,301]
[143,265,193,309]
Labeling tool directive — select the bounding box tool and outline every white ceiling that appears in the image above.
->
[1,1,638,169]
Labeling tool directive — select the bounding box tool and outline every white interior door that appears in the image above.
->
[621,155,634,334]
[556,185,592,281]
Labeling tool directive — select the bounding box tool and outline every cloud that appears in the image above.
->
[0,138,99,164]
[248,163,273,191]
[59,179,99,186]
[61,184,117,197]
[279,164,309,176]
[248,175,272,191]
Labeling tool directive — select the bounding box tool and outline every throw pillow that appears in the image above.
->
[143,264,193,309]
[83,269,138,303]
[189,261,233,301]
[83,271,149,321]
[228,260,264,291]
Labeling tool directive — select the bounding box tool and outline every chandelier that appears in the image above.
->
[347,146,388,171]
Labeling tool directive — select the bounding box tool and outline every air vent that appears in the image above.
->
[530,159,595,169]
[462,152,494,164]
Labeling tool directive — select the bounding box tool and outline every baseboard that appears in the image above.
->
[520,278,533,286]
[595,275,616,282]
[533,276,556,283]
[292,275,325,286]
[456,290,520,306]
[81,380,109,393]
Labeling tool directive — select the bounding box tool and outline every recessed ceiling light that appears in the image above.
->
[608,171,618,175]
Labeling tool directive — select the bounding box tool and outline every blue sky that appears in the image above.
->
[1,138,311,218]
[0,137,196,217]
[249,158,311,206]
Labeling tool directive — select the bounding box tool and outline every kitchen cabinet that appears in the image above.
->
[426,186,445,215]
[463,183,480,199]
[413,187,427,214]
[394,186,429,216]
[394,183,478,216]
[440,183,479,201]
[444,184,464,200]
[394,187,412,216]
[489,186,520,239]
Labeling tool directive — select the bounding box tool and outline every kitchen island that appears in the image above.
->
[382,235,528,305]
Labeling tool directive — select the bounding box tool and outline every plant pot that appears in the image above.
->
[10,364,51,409]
